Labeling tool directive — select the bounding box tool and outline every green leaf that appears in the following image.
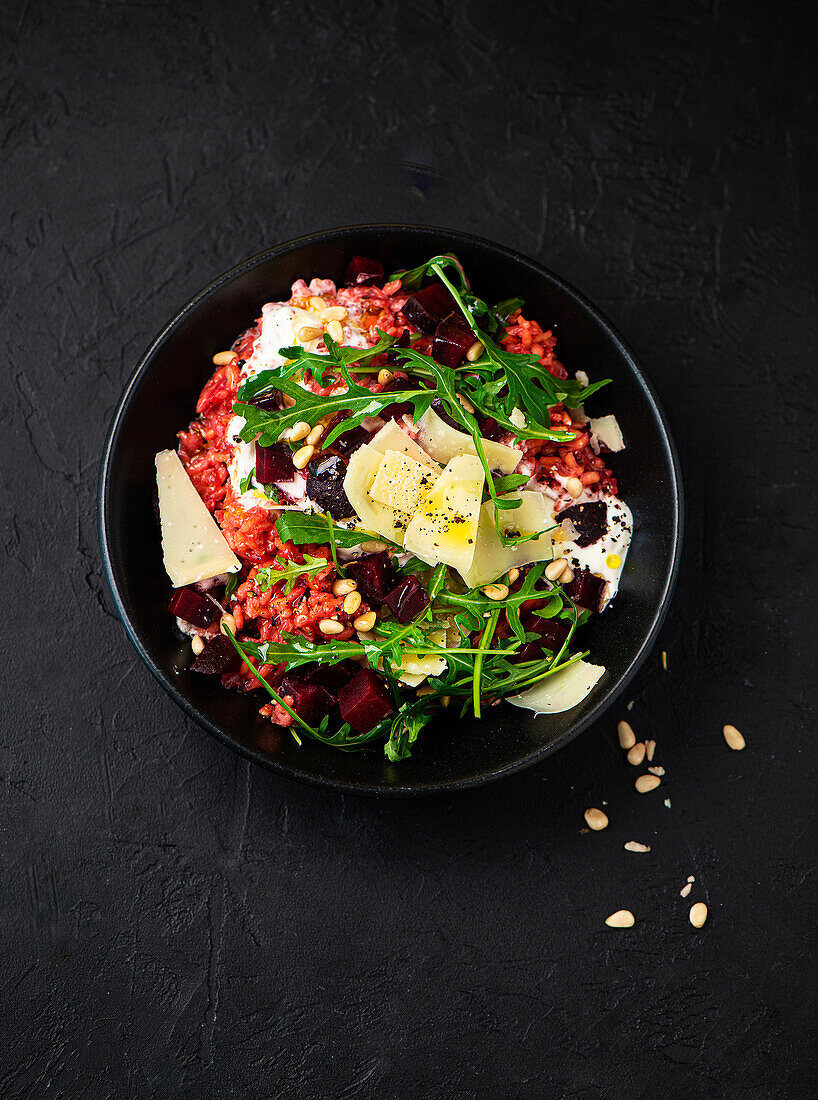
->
[275,510,398,551]
[255,553,331,595]
[239,468,255,494]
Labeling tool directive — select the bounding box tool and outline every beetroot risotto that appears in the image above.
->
[155,253,632,761]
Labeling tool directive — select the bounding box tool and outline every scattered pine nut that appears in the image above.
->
[343,591,362,615]
[458,393,475,414]
[323,306,348,321]
[191,635,205,655]
[648,765,665,776]
[416,684,435,696]
[212,350,235,366]
[617,720,636,750]
[689,902,708,928]
[318,618,344,636]
[482,582,509,601]
[723,724,745,750]
[566,477,583,499]
[559,565,575,585]
[296,325,323,342]
[661,650,668,670]
[440,695,451,707]
[326,319,344,342]
[292,444,315,470]
[281,393,297,408]
[680,883,692,897]
[306,423,325,446]
[290,420,311,442]
[361,539,388,552]
[219,613,236,636]
[584,808,609,831]
[545,558,570,582]
[507,567,520,583]
[466,340,484,362]
[309,296,325,311]
[332,578,357,596]
[635,774,661,794]
[627,742,646,766]
[356,630,375,642]
[377,368,394,385]
[687,875,695,882]
[626,699,634,711]
[624,841,651,853]
[645,739,656,762]
[353,611,377,632]
[664,798,672,808]
[605,910,635,928]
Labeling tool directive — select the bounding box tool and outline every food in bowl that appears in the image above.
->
[155,253,632,761]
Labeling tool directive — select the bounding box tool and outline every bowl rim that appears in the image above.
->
[98,223,684,797]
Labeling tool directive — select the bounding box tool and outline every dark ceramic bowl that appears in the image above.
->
[99,225,682,796]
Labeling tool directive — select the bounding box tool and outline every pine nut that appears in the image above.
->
[361,539,388,552]
[466,340,484,362]
[343,591,362,615]
[723,724,745,750]
[282,394,297,408]
[309,296,325,311]
[441,696,451,707]
[482,583,509,601]
[290,421,311,442]
[191,635,205,655]
[377,368,394,385]
[627,742,646,766]
[318,618,344,636]
[332,578,357,596]
[648,765,665,776]
[212,350,235,366]
[356,630,375,642]
[545,558,569,582]
[306,423,325,446]
[617,720,636,749]
[219,613,236,636]
[559,565,574,585]
[605,910,635,928]
[661,650,668,670]
[296,325,322,342]
[689,902,708,928]
[326,319,344,342]
[566,477,583,499]
[416,684,435,696]
[584,808,608,831]
[507,567,520,583]
[323,306,348,321]
[635,774,661,793]
[680,883,692,897]
[458,393,475,413]
[353,611,377,632]
[645,739,656,762]
[624,841,651,853]
[292,445,314,470]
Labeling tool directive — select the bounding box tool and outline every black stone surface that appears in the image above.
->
[2,2,815,1096]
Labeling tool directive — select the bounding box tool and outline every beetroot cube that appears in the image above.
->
[432,312,474,368]
[345,551,396,607]
[333,424,370,457]
[402,284,455,334]
[430,397,462,431]
[338,669,393,732]
[563,567,607,613]
[256,441,295,483]
[517,612,571,660]
[190,635,241,675]
[345,255,385,287]
[380,376,420,421]
[304,659,359,700]
[384,576,430,623]
[168,586,218,629]
[279,674,334,724]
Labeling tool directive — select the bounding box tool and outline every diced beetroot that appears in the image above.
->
[169,586,219,629]
[479,417,503,441]
[345,551,396,607]
[432,312,474,368]
[338,668,393,733]
[385,329,411,364]
[563,567,607,613]
[381,376,424,421]
[344,255,385,287]
[384,575,430,623]
[430,397,462,431]
[249,391,280,412]
[333,424,370,457]
[256,441,295,483]
[402,284,454,334]
[278,674,334,724]
[516,612,571,661]
[305,455,354,519]
[190,635,241,675]
[558,501,609,548]
[304,659,359,700]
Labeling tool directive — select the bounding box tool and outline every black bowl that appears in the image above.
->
[98,225,682,796]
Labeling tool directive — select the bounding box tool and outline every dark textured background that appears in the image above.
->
[2,1,816,1097]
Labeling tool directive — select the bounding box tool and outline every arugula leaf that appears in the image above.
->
[224,571,240,600]
[275,509,398,551]
[255,553,331,595]
[389,254,469,293]
[239,468,255,494]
